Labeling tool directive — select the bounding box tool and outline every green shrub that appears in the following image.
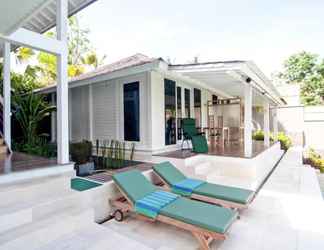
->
[277,132,292,151]
[252,130,275,142]
[70,140,92,165]
[252,130,265,141]
[13,136,57,158]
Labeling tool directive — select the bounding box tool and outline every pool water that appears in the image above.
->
[71,178,102,191]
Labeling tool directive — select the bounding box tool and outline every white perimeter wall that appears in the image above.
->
[277,105,324,150]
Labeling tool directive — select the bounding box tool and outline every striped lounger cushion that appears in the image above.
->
[135,190,179,218]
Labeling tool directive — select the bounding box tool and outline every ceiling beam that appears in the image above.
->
[0,28,63,55]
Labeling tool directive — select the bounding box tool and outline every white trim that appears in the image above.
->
[3,42,11,150]
[0,28,64,55]
[88,84,93,141]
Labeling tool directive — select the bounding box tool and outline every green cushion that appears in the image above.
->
[194,183,254,205]
[191,135,208,153]
[153,162,187,186]
[71,178,101,191]
[112,170,157,203]
[182,118,198,137]
[160,197,237,234]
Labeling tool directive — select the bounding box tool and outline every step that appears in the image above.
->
[0,187,92,234]
[36,223,153,250]
[0,174,73,209]
[0,163,75,187]
[0,209,95,250]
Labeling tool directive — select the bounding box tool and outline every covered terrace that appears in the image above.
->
[168,60,285,158]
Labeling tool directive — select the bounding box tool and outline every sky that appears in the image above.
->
[28,0,324,77]
[73,0,324,77]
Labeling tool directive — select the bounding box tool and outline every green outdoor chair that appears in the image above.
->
[181,118,208,153]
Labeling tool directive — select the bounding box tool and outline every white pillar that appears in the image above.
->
[273,107,278,141]
[56,0,69,164]
[263,102,270,147]
[244,84,253,157]
[3,42,11,150]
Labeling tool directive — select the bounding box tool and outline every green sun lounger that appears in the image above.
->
[153,161,255,209]
[111,170,237,249]
[182,118,208,153]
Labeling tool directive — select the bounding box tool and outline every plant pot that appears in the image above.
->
[77,162,95,176]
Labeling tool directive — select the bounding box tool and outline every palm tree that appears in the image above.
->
[12,93,56,145]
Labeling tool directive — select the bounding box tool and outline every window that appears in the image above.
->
[177,86,182,140]
[124,82,140,141]
[185,88,191,118]
[212,95,218,104]
[194,88,202,127]
[165,79,176,145]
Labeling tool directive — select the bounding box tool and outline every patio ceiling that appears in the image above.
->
[0,0,97,36]
[170,61,284,106]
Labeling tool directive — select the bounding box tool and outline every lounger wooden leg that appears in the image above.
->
[193,232,211,250]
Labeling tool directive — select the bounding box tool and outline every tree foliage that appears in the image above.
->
[279,51,324,105]
[35,16,105,85]
[12,93,56,145]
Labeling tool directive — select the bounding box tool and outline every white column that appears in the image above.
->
[263,102,270,147]
[56,0,69,164]
[88,85,93,141]
[244,84,253,157]
[3,42,11,150]
[273,107,278,141]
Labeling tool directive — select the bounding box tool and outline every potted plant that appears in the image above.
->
[70,140,94,176]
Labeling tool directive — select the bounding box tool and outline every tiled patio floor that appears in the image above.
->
[154,140,275,159]
[103,147,324,250]
[0,152,57,176]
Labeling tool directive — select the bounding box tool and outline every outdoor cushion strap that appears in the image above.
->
[135,190,179,218]
[172,178,205,197]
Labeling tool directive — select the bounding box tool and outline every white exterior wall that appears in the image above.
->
[90,72,151,151]
[65,69,218,153]
[92,80,117,141]
[70,85,90,141]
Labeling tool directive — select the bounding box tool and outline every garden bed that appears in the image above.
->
[85,162,153,183]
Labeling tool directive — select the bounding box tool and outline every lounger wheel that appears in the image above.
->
[113,209,124,222]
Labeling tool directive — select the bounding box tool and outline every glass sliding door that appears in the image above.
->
[184,88,191,118]
[165,79,176,145]
[124,82,140,141]
[194,88,202,128]
[177,86,182,140]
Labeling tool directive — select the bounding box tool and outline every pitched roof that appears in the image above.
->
[70,53,157,83]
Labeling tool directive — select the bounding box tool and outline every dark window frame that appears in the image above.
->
[123,81,140,142]
[164,79,176,145]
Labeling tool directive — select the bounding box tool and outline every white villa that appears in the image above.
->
[1,1,324,250]
[38,53,284,157]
